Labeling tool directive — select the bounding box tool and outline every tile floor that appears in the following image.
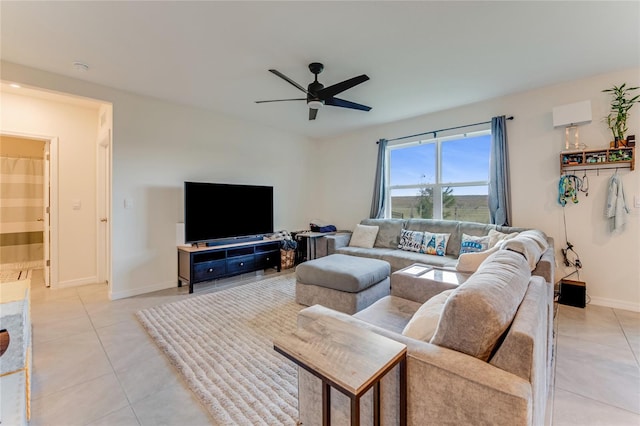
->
[26,269,640,425]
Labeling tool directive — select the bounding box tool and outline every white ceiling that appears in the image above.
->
[1,1,639,140]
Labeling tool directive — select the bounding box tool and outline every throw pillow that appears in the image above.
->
[421,232,450,256]
[455,244,501,273]
[398,229,424,253]
[348,224,379,248]
[459,233,490,254]
[488,229,519,248]
[402,289,454,341]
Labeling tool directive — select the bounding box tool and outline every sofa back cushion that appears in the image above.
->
[361,218,405,248]
[430,250,531,361]
[501,229,549,271]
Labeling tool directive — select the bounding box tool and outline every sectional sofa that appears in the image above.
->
[297,241,554,425]
[293,218,556,425]
[324,218,554,284]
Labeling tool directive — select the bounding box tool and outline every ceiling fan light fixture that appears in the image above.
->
[308,100,324,110]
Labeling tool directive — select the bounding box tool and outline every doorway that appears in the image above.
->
[0,134,54,286]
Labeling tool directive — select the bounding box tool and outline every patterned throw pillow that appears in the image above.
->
[459,233,490,254]
[398,229,424,252]
[421,232,450,256]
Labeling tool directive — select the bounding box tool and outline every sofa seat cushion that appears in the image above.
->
[431,250,531,361]
[295,253,390,293]
[402,289,455,341]
[381,250,457,270]
[353,295,421,334]
[336,246,458,272]
[336,246,399,260]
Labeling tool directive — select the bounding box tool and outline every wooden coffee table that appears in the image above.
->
[274,315,407,426]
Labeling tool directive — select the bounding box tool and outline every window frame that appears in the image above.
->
[384,129,491,220]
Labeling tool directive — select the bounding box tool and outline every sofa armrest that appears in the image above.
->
[297,305,533,426]
[532,244,555,285]
[324,233,351,255]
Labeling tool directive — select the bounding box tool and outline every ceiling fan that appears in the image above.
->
[255,62,371,120]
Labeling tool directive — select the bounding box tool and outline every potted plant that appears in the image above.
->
[603,83,639,147]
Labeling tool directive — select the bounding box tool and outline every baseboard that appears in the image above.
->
[109,280,175,301]
[589,296,640,312]
[56,275,98,288]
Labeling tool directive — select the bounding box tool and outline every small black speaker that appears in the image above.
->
[558,279,586,308]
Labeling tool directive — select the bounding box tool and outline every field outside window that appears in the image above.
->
[387,131,491,223]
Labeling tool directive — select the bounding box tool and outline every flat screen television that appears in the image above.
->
[184,181,273,244]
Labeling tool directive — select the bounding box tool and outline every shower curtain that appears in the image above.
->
[0,156,44,267]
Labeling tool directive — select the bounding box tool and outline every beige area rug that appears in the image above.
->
[136,273,303,425]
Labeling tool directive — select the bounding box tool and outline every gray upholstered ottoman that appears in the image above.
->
[295,254,391,314]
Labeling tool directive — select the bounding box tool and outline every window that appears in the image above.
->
[386,130,491,222]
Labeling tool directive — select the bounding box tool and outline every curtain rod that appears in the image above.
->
[379,116,514,143]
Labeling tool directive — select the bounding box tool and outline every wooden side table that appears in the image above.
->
[274,316,406,426]
[295,231,335,261]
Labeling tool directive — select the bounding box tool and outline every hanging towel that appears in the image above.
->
[605,173,630,231]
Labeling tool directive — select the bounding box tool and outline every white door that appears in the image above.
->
[97,129,111,285]
[43,142,50,286]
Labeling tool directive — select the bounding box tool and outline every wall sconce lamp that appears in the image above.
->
[553,100,592,150]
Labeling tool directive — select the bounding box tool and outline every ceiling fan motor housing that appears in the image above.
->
[307,81,324,106]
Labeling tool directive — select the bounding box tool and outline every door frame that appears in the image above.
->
[96,126,111,291]
[1,130,58,287]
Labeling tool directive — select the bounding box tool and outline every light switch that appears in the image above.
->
[124,198,134,209]
[635,195,640,208]
[72,199,81,210]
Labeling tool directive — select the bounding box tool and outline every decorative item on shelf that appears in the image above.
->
[552,100,592,150]
[559,147,635,172]
[602,83,639,148]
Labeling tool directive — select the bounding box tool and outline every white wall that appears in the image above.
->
[315,68,640,311]
[4,61,637,308]
[1,62,317,299]
[1,91,99,286]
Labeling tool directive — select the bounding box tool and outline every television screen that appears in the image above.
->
[184,182,273,244]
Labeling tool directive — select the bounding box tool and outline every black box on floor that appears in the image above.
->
[558,279,586,308]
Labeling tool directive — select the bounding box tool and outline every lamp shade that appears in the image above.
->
[552,100,592,127]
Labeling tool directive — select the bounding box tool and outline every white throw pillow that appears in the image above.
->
[456,243,501,272]
[402,289,455,342]
[348,224,379,248]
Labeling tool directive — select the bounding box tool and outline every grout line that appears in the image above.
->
[612,309,640,368]
[74,282,146,425]
[554,386,640,417]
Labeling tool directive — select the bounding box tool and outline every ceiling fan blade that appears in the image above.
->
[269,69,309,94]
[325,97,372,111]
[309,108,318,120]
[317,74,369,100]
[255,98,306,104]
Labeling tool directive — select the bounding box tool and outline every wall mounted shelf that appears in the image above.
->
[560,147,634,173]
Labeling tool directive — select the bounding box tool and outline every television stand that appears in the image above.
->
[177,239,281,293]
